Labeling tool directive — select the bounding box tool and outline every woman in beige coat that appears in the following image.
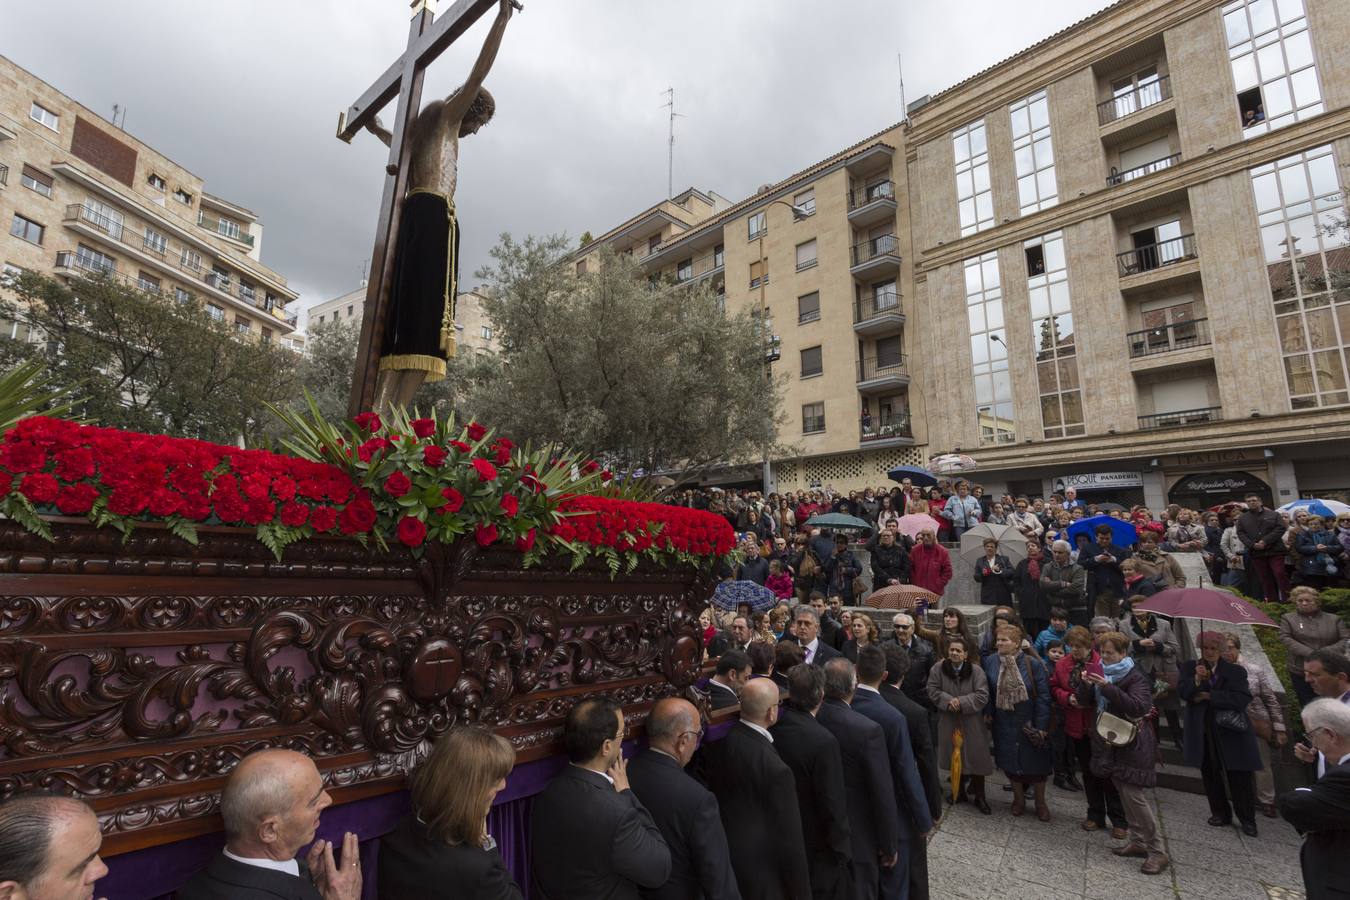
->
[927,634,994,813]
[1223,632,1287,818]
[1131,532,1185,589]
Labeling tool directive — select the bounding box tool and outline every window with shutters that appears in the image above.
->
[800,345,823,378]
[795,239,817,271]
[19,165,53,198]
[802,402,825,434]
[798,291,821,324]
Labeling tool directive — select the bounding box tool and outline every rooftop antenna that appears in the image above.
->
[359,258,369,287]
[897,54,908,121]
[659,87,684,199]
[111,104,127,129]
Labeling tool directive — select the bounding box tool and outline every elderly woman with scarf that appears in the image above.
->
[984,623,1054,820]
[1014,539,1052,642]
[1131,532,1185,595]
[1118,605,1182,750]
[927,635,994,814]
[1085,631,1168,875]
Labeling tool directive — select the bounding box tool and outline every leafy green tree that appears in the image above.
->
[468,235,785,479]
[0,271,296,443]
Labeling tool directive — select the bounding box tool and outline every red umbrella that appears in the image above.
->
[1132,587,1276,627]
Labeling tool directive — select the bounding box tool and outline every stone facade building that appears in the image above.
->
[0,55,298,343]
[306,285,500,355]
[577,0,1350,510]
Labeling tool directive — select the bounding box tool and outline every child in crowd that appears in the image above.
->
[1034,607,1070,655]
[766,559,795,600]
[1044,639,1081,792]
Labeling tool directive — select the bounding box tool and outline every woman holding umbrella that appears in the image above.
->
[1178,631,1262,836]
[974,538,1015,606]
[984,623,1054,820]
[927,635,993,813]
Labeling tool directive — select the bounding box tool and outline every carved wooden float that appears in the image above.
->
[0,517,714,854]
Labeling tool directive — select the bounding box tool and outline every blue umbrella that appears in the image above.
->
[804,513,875,535]
[711,580,778,613]
[887,464,938,487]
[1066,514,1137,547]
[1278,498,1350,519]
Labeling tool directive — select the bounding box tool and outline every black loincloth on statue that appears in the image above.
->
[379,189,458,382]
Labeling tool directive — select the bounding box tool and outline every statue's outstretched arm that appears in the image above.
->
[441,0,515,127]
[365,115,394,148]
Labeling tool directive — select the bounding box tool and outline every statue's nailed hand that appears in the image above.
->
[502,0,523,15]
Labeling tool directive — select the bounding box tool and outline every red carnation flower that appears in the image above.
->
[0,471,12,495]
[397,515,428,547]
[449,440,471,453]
[271,476,298,502]
[54,447,95,481]
[383,471,412,498]
[439,487,464,513]
[474,522,499,546]
[338,497,377,534]
[19,472,59,505]
[411,418,436,439]
[56,483,99,515]
[601,470,613,483]
[495,437,515,451]
[108,485,149,517]
[423,445,447,467]
[310,506,338,533]
[515,528,536,552]
[581,460,600,474]
[243,497,276,526]
[500,494,520,517]
[471,459,498,482]
[466,422,487,442]
[0,441,46,474]
[280,501,310,527]
[494,445,511,466]
[148,488,182,517]
[353,412,383,433]
[520,474,543,494]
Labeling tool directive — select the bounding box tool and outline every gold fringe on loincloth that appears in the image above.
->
[378,353,447,382]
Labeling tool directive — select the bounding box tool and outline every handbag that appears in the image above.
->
[1214,709,1250,732]
[1095,710,1139,747]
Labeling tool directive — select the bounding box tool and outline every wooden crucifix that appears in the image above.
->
[338,0,518,417]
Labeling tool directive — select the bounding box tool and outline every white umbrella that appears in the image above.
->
[958,522,1028,565]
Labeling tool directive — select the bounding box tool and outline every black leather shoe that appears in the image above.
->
[1207,816,1231,827]
[1241,821,1259,837]
[974,798,991,815]
[1064,775,1083,792]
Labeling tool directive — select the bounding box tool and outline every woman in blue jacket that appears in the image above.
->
[984,623,1054,820]
[1295,515,1345,588]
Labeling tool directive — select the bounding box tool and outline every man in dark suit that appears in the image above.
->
[1278,698,1350,900]
[179,749,363,900]
[880,614,934,712]
[808,593,845,651]
[698,678,811,899]
[0,793,108,899]
[531,697,671,899]
[817,659,901,900]
[790,605,843,666]
[879,648,943,825]
[709,649,752,711]
[1079,524,1130,623]
[857,647,938,900]
[627,698,740,900]
[772,664,852,900]
[772,642,805,695]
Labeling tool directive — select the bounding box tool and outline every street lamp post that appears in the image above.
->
[756,199,812,495]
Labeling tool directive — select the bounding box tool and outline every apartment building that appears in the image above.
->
[579,0,1350,510]
[0,56,298,344]
[307,285,502,354]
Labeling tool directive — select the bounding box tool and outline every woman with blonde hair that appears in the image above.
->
[842,611,879,662]
[378,726,522,899]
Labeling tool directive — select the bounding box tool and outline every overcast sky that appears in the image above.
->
[8,0,1112,327]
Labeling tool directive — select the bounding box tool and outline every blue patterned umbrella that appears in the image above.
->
[1278,498,1350,519]
[711,580,778,613]
[1066,514,1137,547]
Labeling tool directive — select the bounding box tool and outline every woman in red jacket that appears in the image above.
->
[910,528,953,597]
[1051,626,1128,838]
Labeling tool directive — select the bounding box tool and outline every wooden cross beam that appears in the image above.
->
[338,0,498,418]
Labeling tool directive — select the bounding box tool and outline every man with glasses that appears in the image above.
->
[790,605,842,665]
[882,613,935,710]
[627,699,739,900]
[1293,649,1350,778]
[1008,498,1044,540]
[1277,698,1350,900]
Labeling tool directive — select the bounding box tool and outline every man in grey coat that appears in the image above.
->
[1039,541,1088,628]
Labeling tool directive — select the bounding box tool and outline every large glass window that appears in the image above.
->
[965,252,1015,445]
[802,402,825,434]
[1224,0,1322,136]
[1010,90,1057,216]
[1025,231,1084,438]
[1251,144,1349,409]
[952,119,993,237]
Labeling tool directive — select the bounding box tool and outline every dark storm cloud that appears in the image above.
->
[6,0,1112,324]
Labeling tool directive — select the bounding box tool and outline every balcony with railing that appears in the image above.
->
[0,164,7,187]
[860,412,913,445]
[1099,73,1172,126]
[850,233,900,280]
[1137,406,1222,430]
[1127,317,1211,359]
[1107,152,1180,186]
[198,211,255,248]
[847,181,897,228]
[673,247,724,285]
[857,354,908,390]
[1117,233,1196,278]
[853,289,904,335]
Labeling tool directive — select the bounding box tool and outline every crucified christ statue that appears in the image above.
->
[363,0,516,411]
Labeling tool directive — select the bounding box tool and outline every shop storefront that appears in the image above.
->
[1167,470,1273,510]
[1051,471,1146,508]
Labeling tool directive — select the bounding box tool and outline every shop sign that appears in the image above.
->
[1053,472,1143,492]
[1163,449,1260,468]
[1172,471,1266,495]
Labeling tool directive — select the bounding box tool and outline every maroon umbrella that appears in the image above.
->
[1132,587,1276,627]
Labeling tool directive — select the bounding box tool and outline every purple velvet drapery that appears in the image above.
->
[99,722,734,899]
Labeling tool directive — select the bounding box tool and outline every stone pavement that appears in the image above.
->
[927,772,1307,899]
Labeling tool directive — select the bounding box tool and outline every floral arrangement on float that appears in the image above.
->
[0,397,735,572]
